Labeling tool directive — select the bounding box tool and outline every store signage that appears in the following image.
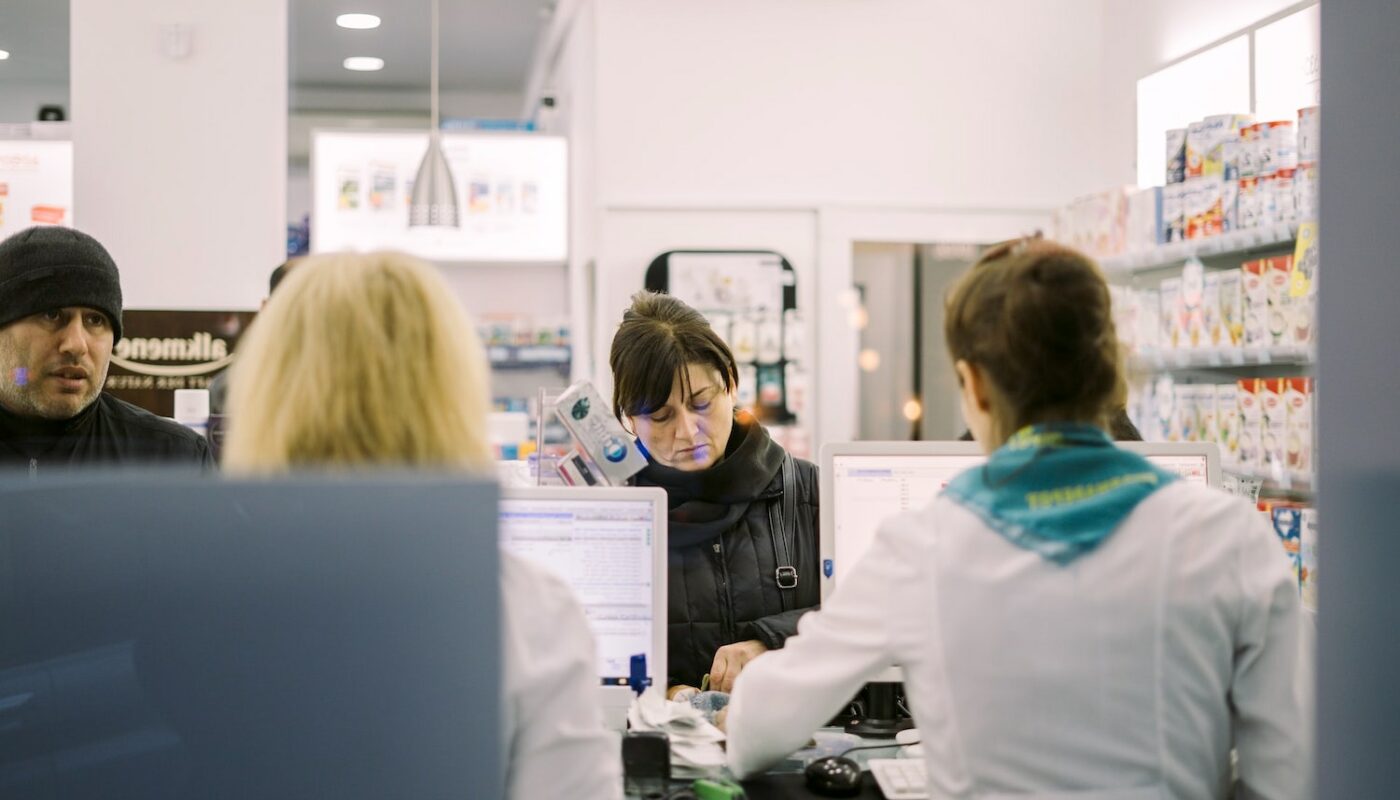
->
[0,139,73,239]
[104,309,257,416]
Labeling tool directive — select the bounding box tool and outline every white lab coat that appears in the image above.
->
[727,481,1312,800]
[500,554,623,799]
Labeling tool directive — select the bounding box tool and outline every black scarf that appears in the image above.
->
[634,412,785,549]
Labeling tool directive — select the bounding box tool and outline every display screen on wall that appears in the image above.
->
[311,130,567,262]
[0,139,73,239]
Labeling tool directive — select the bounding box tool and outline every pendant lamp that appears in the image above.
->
[409,0,459,227]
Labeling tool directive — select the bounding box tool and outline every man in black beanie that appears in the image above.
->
[0,226,213,472]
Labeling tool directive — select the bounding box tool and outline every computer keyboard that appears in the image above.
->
[868,757,929,799]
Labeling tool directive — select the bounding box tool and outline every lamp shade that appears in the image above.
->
[408,132,459,227]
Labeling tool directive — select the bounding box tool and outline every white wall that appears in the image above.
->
[592,0,1109,209]
[0,83,69,124]
[71,0,287,311]
[1098,0,1306,185]
[547,0,1109,445]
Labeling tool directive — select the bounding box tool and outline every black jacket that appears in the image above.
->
[634,414,820,688]
[0,393,215,474]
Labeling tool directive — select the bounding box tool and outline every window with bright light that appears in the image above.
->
[1136,36,1252,189]
[1254,5,1321,123]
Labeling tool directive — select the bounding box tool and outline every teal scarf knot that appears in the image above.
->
[943,423,1175,565]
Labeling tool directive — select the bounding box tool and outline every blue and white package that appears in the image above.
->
[554,381,648,485]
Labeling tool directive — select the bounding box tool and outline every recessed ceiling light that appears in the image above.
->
[343,56,385,72]
[0,50,11,61]
[336,13,381,30]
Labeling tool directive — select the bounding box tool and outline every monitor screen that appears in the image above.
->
[499,493,662,686]
[827,447,1214,595]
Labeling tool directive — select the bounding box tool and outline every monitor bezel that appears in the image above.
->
[500,485,668,693]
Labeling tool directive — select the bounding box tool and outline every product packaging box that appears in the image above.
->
[1126,187,1165,251]
[1258,120,1298,175]
[554,381,649,486]
[1201,176,1227,237]
[1154,376,1175,443]
[1241,260,1269,349]
[1237,178,1259,230]
[1173,384,1195,443]
[1197,384,1219,447]
[1216,383,1240,467]
[782,309,804,362]
[1202,114,1254,176]
[784,363,808,418]
[1256,174,1279,228]
[1180,261,1206,349]
[1160,278,1183,350]
[1239,124,1261,179]
[1294,162,1319,222]
[1260,378,1288,476]
[1203,271,1223,347]
[1273,167,1298,226]
[1238,378,1264,470]
[1297,106,1321,163]
[1218,269,1244,347]
[1265,256,1294,346]
[756,312,783,364]
[1300,508,1318,610]
[1272,505,1304,588]
[1222,176,1241,232]
[730,316,758,362]
[1183,178,1205,240]
[1163,183,1187,243]
[1186,121,1208,179]
[1284,377,1313,475]
[1166,129,1188,185]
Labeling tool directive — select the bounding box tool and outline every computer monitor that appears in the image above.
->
[498,486,667,722]
[820,441,1220,687]
[0,472,501,800]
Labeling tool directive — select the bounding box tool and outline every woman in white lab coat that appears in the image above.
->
[222,252,622,800]
[724,240,1311,799]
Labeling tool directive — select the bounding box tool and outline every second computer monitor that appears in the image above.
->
[498,486,668,694]
[821,441,1221,602]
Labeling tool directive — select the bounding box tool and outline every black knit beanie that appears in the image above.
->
[0,226,123,341]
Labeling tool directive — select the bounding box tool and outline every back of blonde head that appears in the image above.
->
[222,251,493,472]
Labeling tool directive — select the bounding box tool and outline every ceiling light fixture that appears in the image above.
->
[408,0,459,228]
[336,13,382,30]
[342,56,385,71]
[0,50,11,61]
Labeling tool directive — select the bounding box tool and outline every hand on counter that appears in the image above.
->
[709,639,768,694]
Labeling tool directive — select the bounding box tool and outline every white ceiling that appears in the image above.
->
[0,0,545,93]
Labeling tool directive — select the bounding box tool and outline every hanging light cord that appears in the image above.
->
[430,0,440,133]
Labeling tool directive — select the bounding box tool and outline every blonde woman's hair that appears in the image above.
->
[222,251,493,473]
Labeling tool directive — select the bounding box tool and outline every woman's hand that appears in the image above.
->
[709,639,769,693]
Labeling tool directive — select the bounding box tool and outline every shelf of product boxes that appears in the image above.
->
[1130,345,1313,373]
[487,345,572,371]
[1100,223,1298,274]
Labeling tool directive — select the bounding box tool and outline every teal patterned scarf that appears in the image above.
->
[943,424,1175,565]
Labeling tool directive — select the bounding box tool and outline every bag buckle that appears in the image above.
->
[775,566,799,590]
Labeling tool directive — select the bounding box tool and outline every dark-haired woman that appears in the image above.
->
[724,241,1311,799]
[609,291,819,695]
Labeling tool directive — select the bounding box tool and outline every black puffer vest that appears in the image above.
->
[634,414,820,688]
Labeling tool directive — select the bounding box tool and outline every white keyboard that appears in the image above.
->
[868,757,929,799]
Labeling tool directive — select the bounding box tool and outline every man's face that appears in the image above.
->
[0,307,114,420]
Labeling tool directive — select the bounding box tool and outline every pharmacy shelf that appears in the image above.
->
[1130,345,1314,373]
[1227,466,1315,496]
[1101,223,1299,274]
[487,344,571,371]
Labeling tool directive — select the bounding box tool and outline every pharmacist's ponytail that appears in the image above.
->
[944,238,1125,445]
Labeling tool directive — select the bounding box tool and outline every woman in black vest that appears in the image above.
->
[609,291,819,695]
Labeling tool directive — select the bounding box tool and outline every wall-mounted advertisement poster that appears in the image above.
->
[0,139,74,240]
[311,131,567,262]
[105,310,257,417]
